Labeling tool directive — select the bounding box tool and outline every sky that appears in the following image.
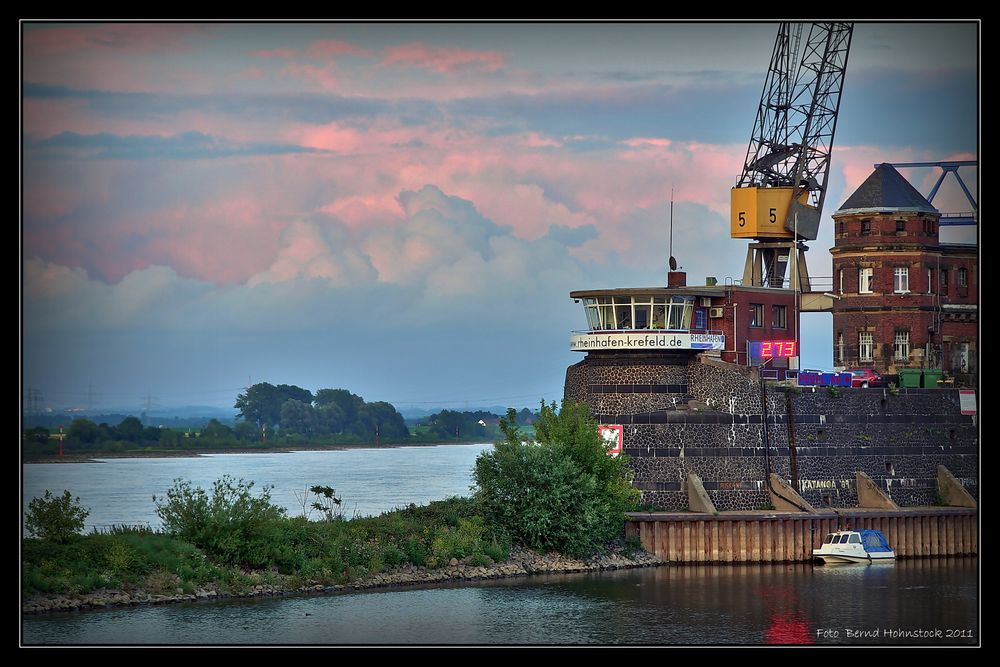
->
[21,21,979,413]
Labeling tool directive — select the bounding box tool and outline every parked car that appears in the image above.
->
[847,368,884,388]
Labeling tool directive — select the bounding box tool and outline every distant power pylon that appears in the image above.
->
[24,387,43,420]
[141,391,158,424]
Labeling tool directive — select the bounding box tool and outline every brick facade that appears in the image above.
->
[830,191,977,378]
[708,287,798,367]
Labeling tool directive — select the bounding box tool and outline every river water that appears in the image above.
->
[22,444,494,529]
[21,445,979,646]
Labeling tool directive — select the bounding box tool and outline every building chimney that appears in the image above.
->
[667,271,687,287]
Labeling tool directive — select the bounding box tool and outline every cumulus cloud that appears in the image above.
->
[22,184,595,405]
[248,220,378,287]
[24,186,590,331]
[544,224,598,247]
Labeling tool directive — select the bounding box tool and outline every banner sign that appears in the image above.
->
[797,371,853,387]
[959,390,977,415]
[599,424,623,458]
[570,332,725,351]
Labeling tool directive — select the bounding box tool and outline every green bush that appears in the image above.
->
[431,516,484,561]
[473,401,640,557]
[482,540,510,563]
[153,476,287,568]
[24,490,90,543]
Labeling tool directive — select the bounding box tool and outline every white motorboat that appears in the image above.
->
[813,529,896,564]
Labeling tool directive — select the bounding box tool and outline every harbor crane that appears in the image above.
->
[731,22,853,291]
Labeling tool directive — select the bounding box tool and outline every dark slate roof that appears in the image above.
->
[836,163,938,213]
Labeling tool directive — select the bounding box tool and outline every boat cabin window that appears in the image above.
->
[824,534,834,544]
[848,534,861,544]
[836,535,849,544]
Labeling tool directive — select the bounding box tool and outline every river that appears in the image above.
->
[21,445,979,645]
[23,444,494,529]
[22,559,978,645]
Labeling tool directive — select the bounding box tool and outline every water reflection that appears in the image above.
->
[23,559,977,645]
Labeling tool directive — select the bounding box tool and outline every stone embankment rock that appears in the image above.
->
[23,546,666,615]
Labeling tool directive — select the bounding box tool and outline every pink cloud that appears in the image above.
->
[296,123,365,153]
[833,145,923,200]
[22,111,815,289]
[381,42,506,73]
[622,137,672,149]
[321,195,405,228]
[138,198,281,285]
[308,40,372,58]
[522,132,563,148]
[253,39,370,61]
[23,185,105,220]
[280,63,339,90]
[24,23,202,57]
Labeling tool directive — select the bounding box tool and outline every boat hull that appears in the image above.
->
[813,552,895,564]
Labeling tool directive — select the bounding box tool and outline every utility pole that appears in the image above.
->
[759,368,772,480]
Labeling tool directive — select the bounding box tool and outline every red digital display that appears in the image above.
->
[752,340,797,358]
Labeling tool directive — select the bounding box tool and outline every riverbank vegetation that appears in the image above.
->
[22,400,640,602]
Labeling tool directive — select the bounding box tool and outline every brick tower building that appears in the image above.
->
[830,164,977,380]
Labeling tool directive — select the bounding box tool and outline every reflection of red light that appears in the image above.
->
[759,585,814,645]
[766,612,814,644]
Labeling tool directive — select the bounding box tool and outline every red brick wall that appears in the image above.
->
[830,210,976,375]
[708,288,797,366]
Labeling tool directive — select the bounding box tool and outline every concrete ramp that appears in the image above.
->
[937,465,977,508]
[768,473,816,513]
[856,471,899,509]
[686,473,717,514]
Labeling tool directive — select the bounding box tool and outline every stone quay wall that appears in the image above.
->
[565,352,978,511]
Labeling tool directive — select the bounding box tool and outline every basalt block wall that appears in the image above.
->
[565,353,978,511]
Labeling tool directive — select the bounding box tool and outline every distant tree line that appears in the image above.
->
[234,384,409,443]
[414,408,536,441]
[23,383,541,455]
[23,416,192,455]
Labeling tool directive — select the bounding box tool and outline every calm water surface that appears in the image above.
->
[22,559,977,645]
[23,444,493,529]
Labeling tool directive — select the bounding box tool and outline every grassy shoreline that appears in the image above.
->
[22,494,654,615]
[23,545,665,616]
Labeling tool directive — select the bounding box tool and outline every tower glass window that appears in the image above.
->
[859,268,874,294]
[894,267,909,293]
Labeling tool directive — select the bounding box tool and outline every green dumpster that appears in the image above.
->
[922,368,943,388]
[899,368,922,388]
